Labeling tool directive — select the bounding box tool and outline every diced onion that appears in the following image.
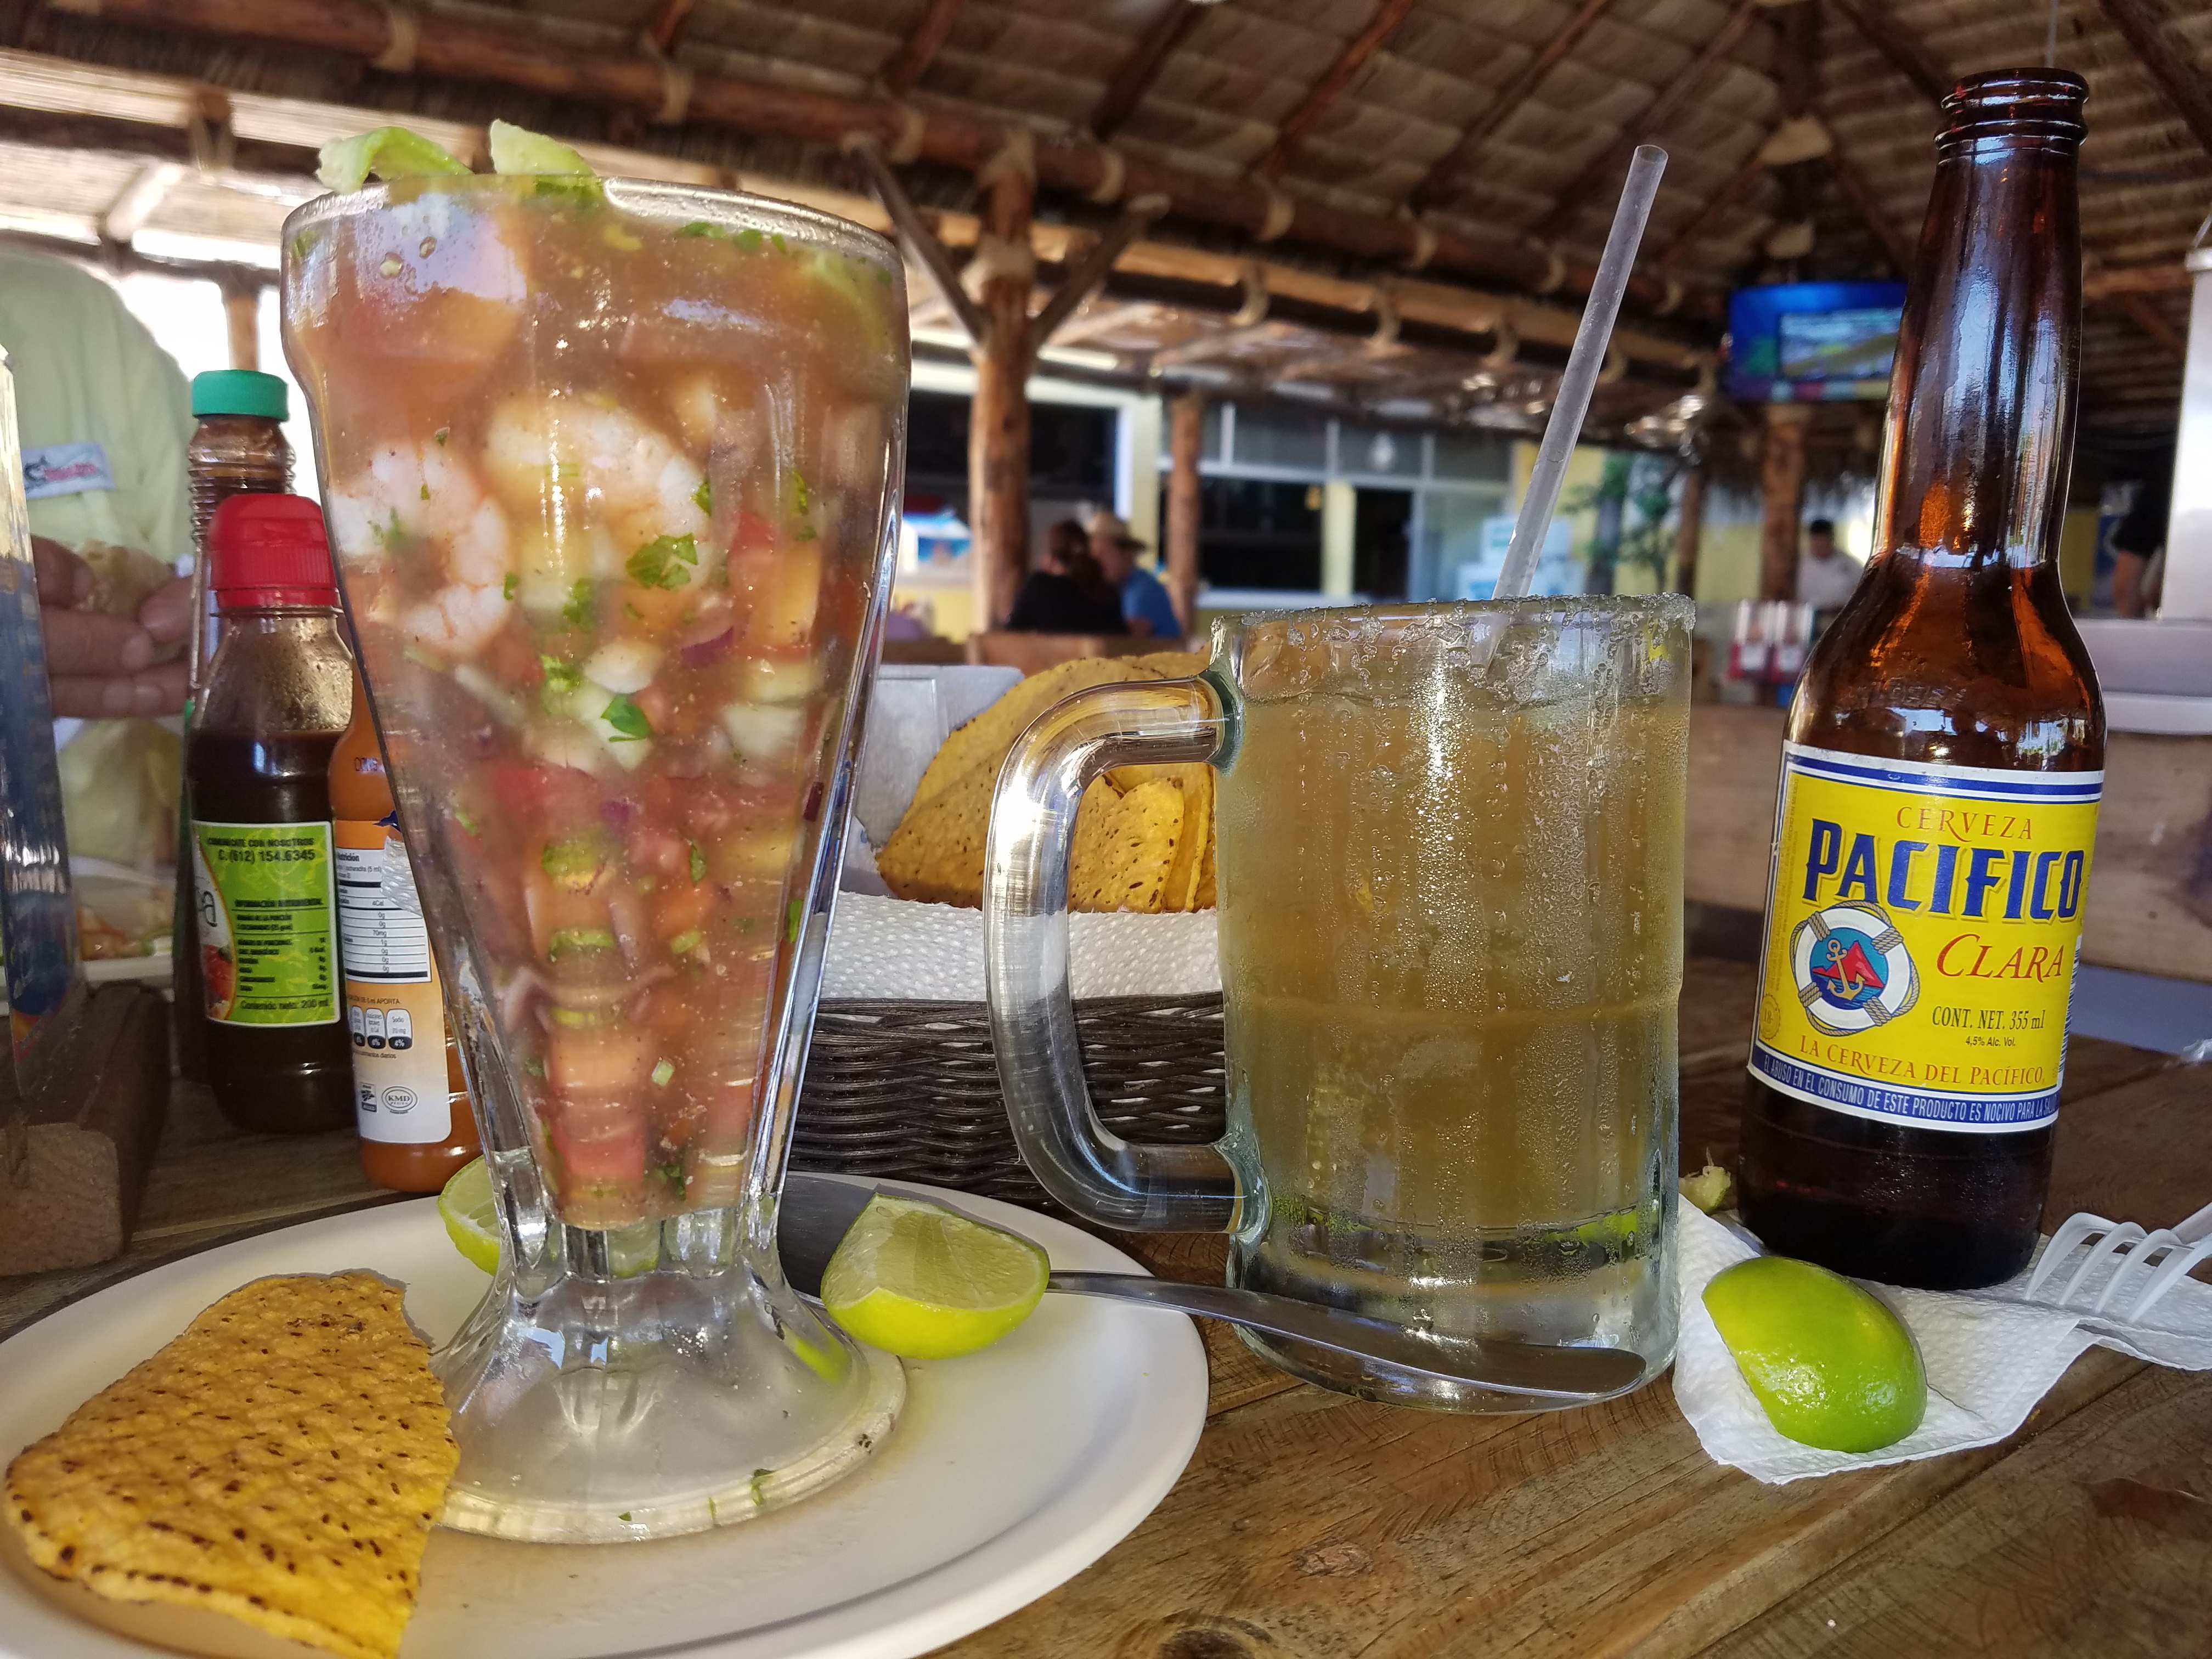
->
[718,702,804,763]
[586,637,662,694]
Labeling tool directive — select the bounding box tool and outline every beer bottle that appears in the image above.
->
[1739,69,2103,1291]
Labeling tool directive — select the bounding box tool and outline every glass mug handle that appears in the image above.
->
[983,674,1241,1232]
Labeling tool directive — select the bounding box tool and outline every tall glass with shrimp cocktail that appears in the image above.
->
[283,173,909,1543]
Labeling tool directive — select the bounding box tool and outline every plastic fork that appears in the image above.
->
[2022,1198,2212,1322]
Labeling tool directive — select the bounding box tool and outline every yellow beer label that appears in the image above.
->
[1750,743,2101,1133]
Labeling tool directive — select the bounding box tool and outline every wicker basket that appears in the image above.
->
[790,994,1227,1208]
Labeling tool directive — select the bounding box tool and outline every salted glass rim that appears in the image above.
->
[1214,591,1697,634]
[279,174,902,275]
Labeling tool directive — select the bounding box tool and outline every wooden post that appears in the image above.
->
[1165,390,1203,634]
[1759,404,1813,601]
[219,275,259,370]
[1674,464,1707,597]
[967,144,1035,632]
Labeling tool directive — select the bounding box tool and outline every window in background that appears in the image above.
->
[1432,430,1511,483]
[1338,424,1421,479]
[1200,477,1322,590]
[1229,404,1328,472]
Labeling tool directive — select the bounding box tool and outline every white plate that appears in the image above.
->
[0,1184,1210,1659]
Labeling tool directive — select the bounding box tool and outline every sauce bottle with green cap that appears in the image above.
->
[176,369,295,1084]
[186,492,356,1133]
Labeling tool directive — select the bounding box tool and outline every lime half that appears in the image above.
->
[820,1194,1049,1361]
[438,1157,502,1274]
[1703,1254,1927,1453]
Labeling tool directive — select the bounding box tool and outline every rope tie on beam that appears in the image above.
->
[1530,242,1566,295]
[1085,146,1128,205]
[974,126,1036,191]
[1656,276,1684,316]
[188,84,234,173]
[961,232,1037,302]
[1230,261,1269,327]
[372,2,420,73]
[635,34,694,125]
[1400,213,1437,272]
[1254,181,1295,243]
[1364,286,1401,352]
[1598,347,1627,386]
[885,103,926,165]
[1481,320,1520,370]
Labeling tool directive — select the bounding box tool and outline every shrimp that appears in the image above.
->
[327,439,517,661]
[482,396,711,589]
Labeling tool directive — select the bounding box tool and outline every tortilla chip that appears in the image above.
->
[1163,764,1213,912]
[5,1273,458,1659]
[1069,778,1184,913]
[880,656,1179,909]
[1193,830,1216,911]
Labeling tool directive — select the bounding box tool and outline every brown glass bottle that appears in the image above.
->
[187,494,357,1135]
[176,371,295,1086]
[1737,70,2104,1290]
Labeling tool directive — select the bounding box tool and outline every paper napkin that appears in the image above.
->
[821,890,1221,1002]
[1672,1201,2212,1484]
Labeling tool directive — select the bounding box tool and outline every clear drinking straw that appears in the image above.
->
[1491,144,1669,604]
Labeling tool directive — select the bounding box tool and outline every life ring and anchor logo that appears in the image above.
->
[1788,901,1919,1034]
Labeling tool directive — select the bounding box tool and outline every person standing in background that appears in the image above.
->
[1,246,195,718]
[2109,466,2169,619]
[1794,517,1864,613]
[1086,508,1183,641]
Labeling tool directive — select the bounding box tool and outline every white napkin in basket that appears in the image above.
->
[821,891,1220,1002]
[1672,1201,2212,1484]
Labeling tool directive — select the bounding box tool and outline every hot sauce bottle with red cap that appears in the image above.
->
[185,493,358,1133]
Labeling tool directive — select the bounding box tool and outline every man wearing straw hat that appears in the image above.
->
[1085,507,1183,641]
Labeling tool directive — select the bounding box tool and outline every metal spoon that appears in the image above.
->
[778,1173,1644,1403]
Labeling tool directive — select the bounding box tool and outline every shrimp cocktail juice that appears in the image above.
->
[281,133,910,1542]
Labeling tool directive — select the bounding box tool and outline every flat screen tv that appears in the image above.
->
[1727,281,1907,404]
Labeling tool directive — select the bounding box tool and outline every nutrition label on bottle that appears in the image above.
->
[336,819,453,1144]
[190,821,340,1026]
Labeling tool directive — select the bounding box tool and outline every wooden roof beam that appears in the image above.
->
[642,0,698,56]
[13,9,1722,318]
[2084,261,2195,297]
[1528,0,1762,244]
[2108,291,2187,359]
[1826,0,1950,106]
[878,0,967,98]
[2091,0,2212,160]
[1252,0,1415,180]
[1090,0,1207,143]
[1822,143,1913,274]
[1407,0,1617,213]
[1654,149,1765,267]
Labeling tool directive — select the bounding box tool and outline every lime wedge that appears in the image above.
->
[317,126,471,192]
[1703,1254,1927,1453]
[438,1156,502,1274]
[488,120,595,178]
[820,1194,1049,1361]
[438,1156,659,1277]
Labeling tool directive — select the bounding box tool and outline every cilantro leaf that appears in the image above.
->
[625,533,697,591]
[503,572,518,601]
[561,579,595,628]
[687,840,706,883]
[692,475,712,517]
[601,693,652,742]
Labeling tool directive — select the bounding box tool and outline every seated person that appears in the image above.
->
[1005,519,1128,635]
[1086,509,1182,641]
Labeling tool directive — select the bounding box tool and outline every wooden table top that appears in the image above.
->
[5,958,2209,1658]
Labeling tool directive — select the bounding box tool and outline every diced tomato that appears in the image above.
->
[492,763,599,825]
[635,984,695,1038]
[551,1096,648,1186]
[632,681,695,740]
[676,779,748,840]
[727,511,776,561]
[626,821,690,881]
[548,1025,654,1098]
[651,878,714,943]
[483,628,543,690]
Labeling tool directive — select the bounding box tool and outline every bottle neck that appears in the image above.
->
[1871,130,2080,575]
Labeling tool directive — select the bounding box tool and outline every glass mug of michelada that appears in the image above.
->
[283,172,909,1539]
[985,596,1694,1410]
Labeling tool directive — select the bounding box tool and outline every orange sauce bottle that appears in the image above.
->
[330,678,479,1190]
